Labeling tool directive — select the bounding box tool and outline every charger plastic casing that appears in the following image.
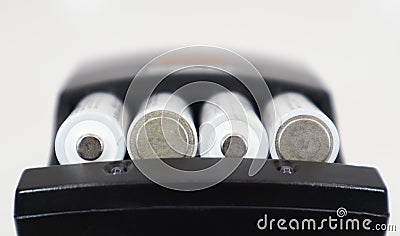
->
[14,52,389,235]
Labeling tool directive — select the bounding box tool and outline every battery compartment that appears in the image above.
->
[50,55,339,164]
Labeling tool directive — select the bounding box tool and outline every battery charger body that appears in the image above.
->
[14,52,389,235]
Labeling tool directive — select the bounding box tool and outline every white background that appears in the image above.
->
[1,0,399,234]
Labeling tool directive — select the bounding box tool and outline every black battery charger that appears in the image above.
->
[14,51,389,235]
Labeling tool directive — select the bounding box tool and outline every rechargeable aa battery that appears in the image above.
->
[263,92,340,162]
[55,92,128,164]
[127,92,198,159]
[199,91,269,158]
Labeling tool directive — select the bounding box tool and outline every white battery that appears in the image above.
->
[127,92,198,159]
[55,92,128,164]
[263,92,340,162]
[199,92,269,159]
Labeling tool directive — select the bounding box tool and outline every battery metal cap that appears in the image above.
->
[221,135,248,158]
[128,110,196,159]
[76,134,104,161]
[275,115,333,162]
